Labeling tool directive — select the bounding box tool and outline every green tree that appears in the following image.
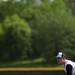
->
[0,0,75,64]
[64,0,75,15]
[19,0,75,63]
[1,15,32,61]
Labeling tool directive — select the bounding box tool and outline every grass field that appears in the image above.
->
[0,70,64,75]
[0,58,65,75]
[0,60,64,75]
[0,68,64,75]
[0,58,60,67]
[0,58,43,67]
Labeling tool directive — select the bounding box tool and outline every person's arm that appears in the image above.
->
[66,64,73,75]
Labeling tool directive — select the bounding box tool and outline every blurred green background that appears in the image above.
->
[0,0,74,67]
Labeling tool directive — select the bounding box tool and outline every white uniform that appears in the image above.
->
[64,59,75,75]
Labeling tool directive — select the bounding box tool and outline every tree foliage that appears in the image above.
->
[0,15,31,61]
[0,0,74,64]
